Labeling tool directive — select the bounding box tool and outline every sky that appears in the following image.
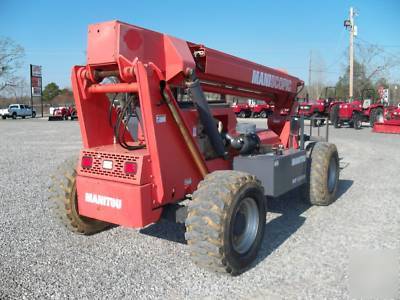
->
[1,0,399,89]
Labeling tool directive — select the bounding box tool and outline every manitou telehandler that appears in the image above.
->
[49,21,340,275]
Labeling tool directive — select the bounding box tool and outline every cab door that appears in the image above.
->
[20,105,27,116]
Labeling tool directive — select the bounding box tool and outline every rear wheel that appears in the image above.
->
[259,110,267,118]
[304,142,339,206]
[238,111,246,118]
[352,113,362,130]
[370,107,383,126]
[185,171,266,275]
[12,113,17,119]
[330,105,340,128]
[48,156,110,235]
[32,112,36,118]
[1,115,6,119]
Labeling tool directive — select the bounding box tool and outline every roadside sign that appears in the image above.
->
[32,87,41,97]
[30,64,43,116]
[31,65,42,77]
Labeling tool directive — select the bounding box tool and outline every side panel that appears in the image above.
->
[233,150,307,197]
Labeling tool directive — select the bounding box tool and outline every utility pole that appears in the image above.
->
[344,7,357,100]
[308,50,312,99]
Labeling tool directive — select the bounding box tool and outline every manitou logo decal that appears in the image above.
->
[251,70,292,92]
[85,193,122,210]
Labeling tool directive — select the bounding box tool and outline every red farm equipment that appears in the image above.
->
[373,103,400,134]
[231,100,251,118]
[249,99,274,118]
[330,88,385,130]
[49,21,340,275]
[48,105,78,121]
[297,87,339,127]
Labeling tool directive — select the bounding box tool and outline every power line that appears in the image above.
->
[355,37,400,60]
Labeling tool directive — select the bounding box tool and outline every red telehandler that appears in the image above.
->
[49,21,340,275]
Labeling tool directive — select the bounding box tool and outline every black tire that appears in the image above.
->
[32,112,36,118]
[370,107,383,126]
[48,156,110,235]
[352,113,362,130]
[259,110,267,118]
[369,109,376,127]
[304,142,339,206]
[238,111,246,118]
[330,105,340,128]
[22,116,26,119]
[1,115,6,120]
[311,113,323,127]
[12,113,17,119]
[185,171,266,275]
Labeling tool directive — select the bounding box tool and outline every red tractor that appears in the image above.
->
[231,100,251,118]
[297,87,339,127]
[249,99,274,118]
[49,21,340,275]
[330,88,385,129]
[48,105,78,121]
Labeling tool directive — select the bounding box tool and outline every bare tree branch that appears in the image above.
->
[0,37,25,93]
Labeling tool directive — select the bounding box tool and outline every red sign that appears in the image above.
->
[30,64,42,97]
[31,76,41,88]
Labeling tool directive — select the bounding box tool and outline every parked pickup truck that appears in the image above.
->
[0,104,36,119]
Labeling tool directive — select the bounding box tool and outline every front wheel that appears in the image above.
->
[311,113,324,127]
[238,111,246,118]
[185,171,266,275]
[32,112,36,118]
[352,113,362,130]
[330,105,340,128]
[259,110,267,118]
[48,156,110,235]
[12,113,17,119]
[304,142,339,206]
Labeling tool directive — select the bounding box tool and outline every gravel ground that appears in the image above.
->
[0,118,399,299]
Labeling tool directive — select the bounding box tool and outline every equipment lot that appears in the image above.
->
[0,119,399,299]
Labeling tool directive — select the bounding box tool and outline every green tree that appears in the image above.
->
[42,82,60,101]
[335,60,375,100]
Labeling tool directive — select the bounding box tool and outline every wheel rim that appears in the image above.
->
[231,197,259,254]
[376,112,383,123]
[327,156,337,193]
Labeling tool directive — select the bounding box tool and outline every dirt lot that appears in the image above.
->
[0,118,399,299]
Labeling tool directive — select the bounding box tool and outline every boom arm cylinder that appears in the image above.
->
[185,70,226,158]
